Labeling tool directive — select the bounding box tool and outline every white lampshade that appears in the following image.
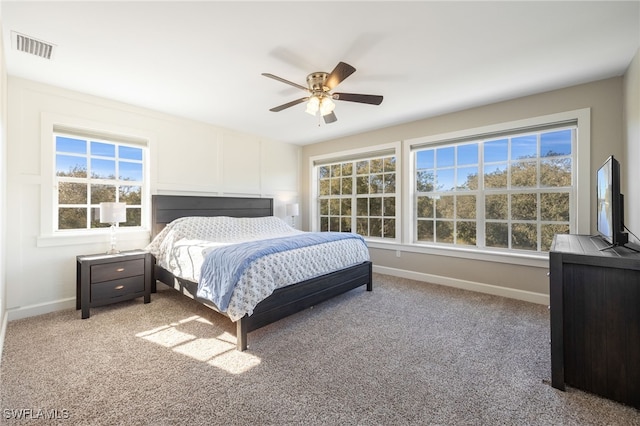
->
[305,96,320,115]
[286,203,299,217]
[100,202,127,224]
[320,97,336,116]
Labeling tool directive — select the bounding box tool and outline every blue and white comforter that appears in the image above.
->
[146,216,370,321]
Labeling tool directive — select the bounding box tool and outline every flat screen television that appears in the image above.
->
[596,155,628,247]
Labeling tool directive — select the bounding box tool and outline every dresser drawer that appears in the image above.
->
[91,259,145,283]
[91,275,145,301]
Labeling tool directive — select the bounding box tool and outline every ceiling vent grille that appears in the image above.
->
[12,31,56,60]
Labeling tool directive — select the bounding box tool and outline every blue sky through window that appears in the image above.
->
[457,144,478,165]
[436,147,454,167]
[91,159,115,178]
[56,155,87,175]
[119,162,143,181]
[416,150,434,169]
[56,136,86,154]
[56,135,144,180]
[415,129,572,192]
[511,135,537,159]
[91,141,115,157]
[484,139,508,162]
[436,168,455,191]
[119,145,143,160]
[541,129,572,156]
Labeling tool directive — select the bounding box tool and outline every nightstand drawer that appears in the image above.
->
[91,259,145,283]
[91,275,145,301]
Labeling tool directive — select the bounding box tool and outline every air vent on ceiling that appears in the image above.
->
[11,31,56,60]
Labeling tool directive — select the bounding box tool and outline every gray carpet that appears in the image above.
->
[1,273,638,425]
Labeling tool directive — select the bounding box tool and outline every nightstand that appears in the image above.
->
[76,250,152,319]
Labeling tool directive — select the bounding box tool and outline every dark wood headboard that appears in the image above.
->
[151,195,274,238]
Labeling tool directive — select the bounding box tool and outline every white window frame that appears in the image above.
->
[38,113,152,247]
[393,109,590,266]
[309,141,402,243]
[411,125,576,252]
[54,132,146,232]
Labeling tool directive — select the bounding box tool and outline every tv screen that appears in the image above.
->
[596,155,627,246]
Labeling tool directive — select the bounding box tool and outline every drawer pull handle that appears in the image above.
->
[114,285,124,290]
[116,268,125,272]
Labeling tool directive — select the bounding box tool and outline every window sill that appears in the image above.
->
[365,240,549,268]
[37,228,151,248]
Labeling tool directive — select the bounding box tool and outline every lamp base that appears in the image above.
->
[106,223,120,254]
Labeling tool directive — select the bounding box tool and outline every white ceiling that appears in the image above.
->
[2,1,639,146]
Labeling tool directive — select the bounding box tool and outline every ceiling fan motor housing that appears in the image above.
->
[307,72,329,93]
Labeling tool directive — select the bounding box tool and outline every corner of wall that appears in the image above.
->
[0,13,8,362]
[623,48,640,244]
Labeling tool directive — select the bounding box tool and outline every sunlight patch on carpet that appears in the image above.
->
[135,315,261,374]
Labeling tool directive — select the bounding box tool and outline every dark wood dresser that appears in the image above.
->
[549,234,640,408]
[76,250,152,319]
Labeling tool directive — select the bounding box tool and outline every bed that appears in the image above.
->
[148,195,373,351]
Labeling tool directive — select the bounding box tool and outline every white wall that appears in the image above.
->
[624,48,640,245]
[5,77,300,320]
[0,6,8,360]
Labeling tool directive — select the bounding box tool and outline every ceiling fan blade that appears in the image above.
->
[269,97,308,112]
[323,111,337,124]
[333,93,383,105]
[324,62,356,90]
[262,73,309,92]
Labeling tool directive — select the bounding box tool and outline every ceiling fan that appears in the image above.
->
[262,61,383,124]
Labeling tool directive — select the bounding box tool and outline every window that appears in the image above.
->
[413,126,575,253]
[316,152,398,240]
[54,132,145,231]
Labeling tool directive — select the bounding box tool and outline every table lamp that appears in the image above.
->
[285,203,299,227]
[100,202,126,254]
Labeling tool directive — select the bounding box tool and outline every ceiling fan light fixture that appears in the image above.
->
[319,96,335,116]
[305,95,320,115]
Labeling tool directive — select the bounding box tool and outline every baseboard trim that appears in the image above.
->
[6,298,76,321]
[3,269,549,323]
[372,265,549,306]
[0,310,7,367]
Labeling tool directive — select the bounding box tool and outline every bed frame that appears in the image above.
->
[150,195,373,351]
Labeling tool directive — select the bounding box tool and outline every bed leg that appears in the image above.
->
[366,262,373,291]
[236,317,248,351]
